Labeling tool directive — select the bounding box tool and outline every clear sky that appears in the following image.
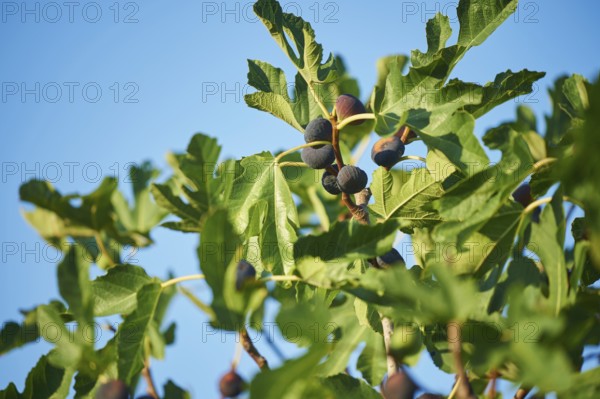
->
[1,1,599,397]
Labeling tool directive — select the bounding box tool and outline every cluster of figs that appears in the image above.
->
[301,94,416,196]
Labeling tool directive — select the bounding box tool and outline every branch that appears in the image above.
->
[381,315,398,377]
[447,322,475,399]
[142,358,159,399]
[240,328,269,370]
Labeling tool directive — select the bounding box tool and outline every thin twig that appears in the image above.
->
[513,387,530,399]
[240,328,269,370]
[94,232,116,267]
[142,358,159,399]
[447,322,475,399]
[381,315,398,377]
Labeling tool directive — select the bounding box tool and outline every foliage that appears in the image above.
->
[2,0,600,398]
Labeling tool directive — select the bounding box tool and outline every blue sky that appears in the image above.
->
[1,1,599,397]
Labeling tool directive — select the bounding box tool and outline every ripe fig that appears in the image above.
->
[304,118,332,146]
[376,248,405,268]
[235,260,256,291]
[336,165,368,194]
[95,380,129,399]
[219,370,245,398]
[301,145,336,169]
[512,183,534,207]
[336,94,367,125]
[371,136,405,168]
[512,183,540,222]
[382,369,417,399]
[321,165,341,195]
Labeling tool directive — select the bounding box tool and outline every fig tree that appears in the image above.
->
[336,94,366,125]
[371,136,405,168]
[301,145,336,169]
[376,248,405,268]
[95,380,129,399]
[336,165,368,194]
[235,260,256,291]
[304,117,332,146]
[321,165,341,195]
[219,370,245,398]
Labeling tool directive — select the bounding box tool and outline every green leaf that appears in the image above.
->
[432,125,533,245]
[456,0,518,48]
[253,0,338,84]
[111,161,167,236]
[356,333,386,386]
[0,301,65,356]
[369,167,443,230]
[0,355,72,399]
[57,246,92,325]
[530,190,569,315]
[163,380,191,399]
[411,13,452,67]
[91,265,151,317]
[294,220,399,262]
[228,153,299,275]
[319,374,382,399]
[557,367,600,399]
[465,69,545,118]
[418,111,489,176]
[249,344,330,399]
[561,75,600,268]
[117,281,162,385]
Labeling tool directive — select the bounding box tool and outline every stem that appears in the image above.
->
[398,155,427,163]
[336,113,375,130]
[142,351,159,398]
[161,274,205,288]
[277,161,308,168]
[240,328,269,370]
[381,315,398,377]
[275,141,331,163]
[330,117,345,172]
[448,377,462,399]
[532,157,557,171]
[94,232,115,267]
[231,336,243,370]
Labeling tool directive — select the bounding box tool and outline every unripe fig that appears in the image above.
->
[382,369,416,399]
[336,94,367,125]
[390,326,422,360]
[304,118,332,146]
[95,380,129,399]
[336,165,368,194]
[371,136,405,168]
[235,260,256,291]
[376,248,405,268]
[219,370,245,398]
[301,145,335,169]
[321,165,341,195]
